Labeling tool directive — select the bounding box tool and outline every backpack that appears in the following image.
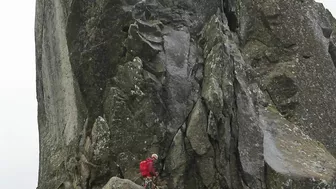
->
[139,158,150,177]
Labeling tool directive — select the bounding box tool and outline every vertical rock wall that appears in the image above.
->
[35,0,336,188]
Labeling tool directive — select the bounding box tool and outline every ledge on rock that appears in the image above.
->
[260,105,336,187]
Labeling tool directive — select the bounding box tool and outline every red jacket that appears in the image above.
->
[146,158,157,176]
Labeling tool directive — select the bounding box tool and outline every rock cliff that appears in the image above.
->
[35,0,336,188]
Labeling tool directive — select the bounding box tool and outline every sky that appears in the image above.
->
[0,0,335,189]
[0,1,38,189]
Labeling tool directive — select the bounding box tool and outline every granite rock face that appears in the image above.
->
[102,177,143,189]
[35,0,336,188]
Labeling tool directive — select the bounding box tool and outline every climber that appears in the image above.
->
[140,154,159,188]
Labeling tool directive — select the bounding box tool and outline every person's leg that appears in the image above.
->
[145,177,153,189]
[144,177,148,187]
[146,178,152,189]
[153,176,158,189]
[149,177,155,189]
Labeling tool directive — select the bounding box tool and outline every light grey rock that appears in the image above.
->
[165,129,187,189]
[186,99,211,156]
[102,177,144,189]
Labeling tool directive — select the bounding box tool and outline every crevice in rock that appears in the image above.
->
[115,162,124,179]
[321,27,333,38]
[191,63,204,85]
[158,158,166,178]
[121,46,127,58]
[122,25,130,33]
[86,174,91,189]
[264,161,269,189]
[161,123,187,179]
[160,96,201,187]
[265,89,278,110]
[247,38,272,49]
[302,55,311,59]
[181,136,201,188]
[328,41,336,67]
[205,112,224,185]
[283,43,297,49]
[164,96,200,157]
[226,12,238,32]
[231,50,253,189]
[222,0,238,32]
[193,162,208,188]
[165,125,184,154]
[230,80,244,188]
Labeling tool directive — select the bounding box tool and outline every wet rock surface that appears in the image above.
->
[36,0,336,188]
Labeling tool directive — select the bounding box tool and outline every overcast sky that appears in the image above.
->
[0,0,38,189]
[0,1,335,189]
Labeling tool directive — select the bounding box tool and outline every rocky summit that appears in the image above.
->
[35,0,336,188]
